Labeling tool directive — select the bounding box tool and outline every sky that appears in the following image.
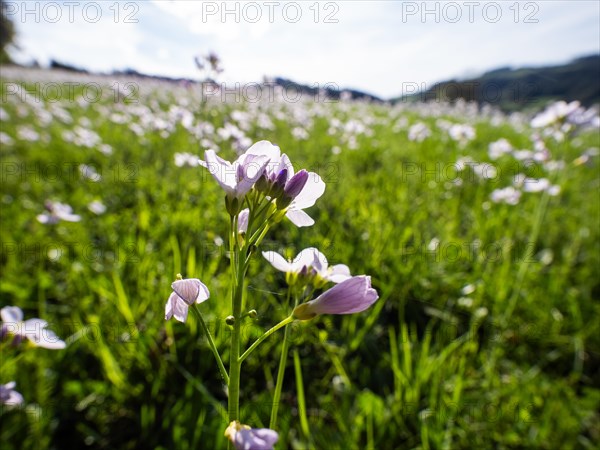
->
[5,0,600,99]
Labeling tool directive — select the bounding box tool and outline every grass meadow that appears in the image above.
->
[1,67,599,449]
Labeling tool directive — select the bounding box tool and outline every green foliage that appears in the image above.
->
[1,72,599,449]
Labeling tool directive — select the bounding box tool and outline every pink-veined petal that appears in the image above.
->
[262,251,291,272]
[285,209,315,227]
[172,279,201,305]
[294,276,378,319]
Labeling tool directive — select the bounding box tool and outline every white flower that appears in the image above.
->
[174,152,201,167]
[0,382,24,406]
[522,178,551,193]
[262,247,351,284]
[79,164,102,182]
[37,200,81,224]
[448,124,475,143]
[165,279,210,323]
[88,200,107,215]
[245,141,325,227]
[200,142,271,200]
[531,101,581,128]
[408,122,431,142]
[1,306,66,349]
[488,139,512,160]
[490,187,521,205]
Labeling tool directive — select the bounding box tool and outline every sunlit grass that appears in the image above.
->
[1,70,599,449]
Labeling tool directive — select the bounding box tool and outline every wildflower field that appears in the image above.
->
[1,66,599,449]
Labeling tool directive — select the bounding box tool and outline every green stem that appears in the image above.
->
[270,288,299,429]
[238,316,294,364]
[228,240,246,422]
[269,319,293,429]
[191,305,229,385]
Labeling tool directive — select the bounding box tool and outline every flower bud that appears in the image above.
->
[284,170,308,199]
[225,195,241,216]
[225,315,235,326]
[255,174,269,193]
[270,169,288,198]
[248,309,257,319]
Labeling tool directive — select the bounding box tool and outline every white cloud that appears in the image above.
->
[7,1,599,98]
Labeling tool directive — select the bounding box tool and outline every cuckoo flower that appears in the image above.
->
[262,247,351,285]
[245,140,325,227]
[200,141,271,202]
[0,382,24,406]
[0,306,66,349]
[293,275,378,320]
[36,200,81,224]
[225,421,279,450]
[165,278,210,323]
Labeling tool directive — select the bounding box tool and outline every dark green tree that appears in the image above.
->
[1,0,16,63]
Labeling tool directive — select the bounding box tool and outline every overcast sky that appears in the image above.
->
[5,0,600,98]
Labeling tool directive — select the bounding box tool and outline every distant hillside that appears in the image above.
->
[394,55,600,112]
[40,60,382,102]
[271,77,382,102]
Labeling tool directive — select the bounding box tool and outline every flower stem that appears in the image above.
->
[238,315,294,364]
[269,318,293,429]
[228,213,247,422]
[191,305,229,385]
[269,288,298,429]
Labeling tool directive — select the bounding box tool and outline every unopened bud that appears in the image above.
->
[248,309,257,319]
[255,174,269,193]
[284,170,308,199]
[270,169,287,198]
[225,195,241,216]
[225,315,235,326]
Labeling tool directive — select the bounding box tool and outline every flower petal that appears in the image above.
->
[262,251,291,272]
[195,281,210,304]
[238,208,249,233]
[172,279,201,305]
[328,264,352,283]
[204,150,236,195]
[234,428,279,450]
[236,154,270,198]
[291,171,325,209]
[277,153,294,178]
[294,276,378,319]
[166,292,189,323]
[285,209,315,227]
[244,140,281,161]
[23,318,66,349]
[1,306,23,323]
[294,248,326,272]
